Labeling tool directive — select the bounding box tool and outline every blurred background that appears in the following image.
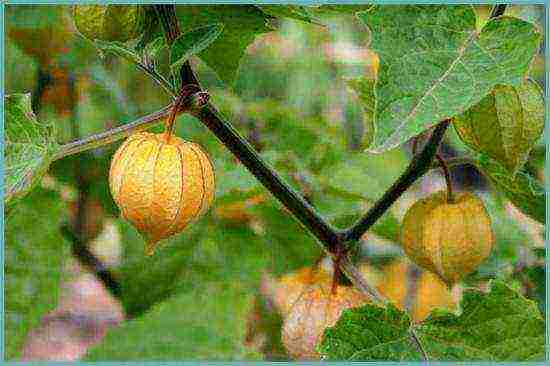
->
[5,5,545,361]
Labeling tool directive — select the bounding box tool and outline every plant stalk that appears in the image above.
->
[192,103,341,251]
[343,120,451,243]
[53,104,174,160]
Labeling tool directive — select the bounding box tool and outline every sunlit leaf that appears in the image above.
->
[355,5,540,152]
[5,93,59,205]
[320,281,544,361]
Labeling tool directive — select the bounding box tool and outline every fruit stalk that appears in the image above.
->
[435,153,455,203]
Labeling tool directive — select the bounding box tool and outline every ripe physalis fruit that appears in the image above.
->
[109,132,215,255]
[281,280,369,360]
[401,191,494,285]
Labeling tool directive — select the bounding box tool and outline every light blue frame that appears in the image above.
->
[1,1,548,364]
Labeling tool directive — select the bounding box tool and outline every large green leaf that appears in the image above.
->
[320,280,544,361]
[454,79,544,175]
[85,281,262,361]
[476,155,544,224]
[175,5,274,85]
[5,188,69,359]
[356,5,540,152]
[114,219,208,318]
[5,93,59,205]
[86,222,272,360]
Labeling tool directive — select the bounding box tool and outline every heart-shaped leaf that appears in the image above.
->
[355,5,540,152]
[320,280,544,361]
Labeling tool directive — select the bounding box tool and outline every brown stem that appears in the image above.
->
[163,84,201,142]
[435,153,455,203]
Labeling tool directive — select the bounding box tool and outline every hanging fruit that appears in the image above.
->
[281,279,369,359]
[400,191,494,285]
[109,131,215,255]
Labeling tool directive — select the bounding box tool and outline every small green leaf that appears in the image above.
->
[476,155,544,224]
[454,79,544,175]
[355,6,541,152]
[175,5,274,85]
[257,5,322,25]
[170,23,224,72]
[320,280,544,361]
[5,93,59,205]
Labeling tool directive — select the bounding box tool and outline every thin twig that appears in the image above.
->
[53,104,174,160]
[61,225,121,299]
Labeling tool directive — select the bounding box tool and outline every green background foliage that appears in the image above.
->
[4,4,545,361]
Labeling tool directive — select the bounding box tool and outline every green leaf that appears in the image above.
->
[523,265,545,315]
[356,6,541,152]
[85,281,262,361]
[454,79,544,175]
[170,23,224,72]
[257,5,322,25]
[88,222,272,360]
[72,5,143,42]
[5,188,69,359]
[320,280,544,361]
[115,219,208,318]
[175,5,274,85]
[476,155,544,224]
[5,93,59,205]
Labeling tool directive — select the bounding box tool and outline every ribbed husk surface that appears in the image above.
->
[281,281,369,360]
[401,191,494,285]
[109,132,215,255]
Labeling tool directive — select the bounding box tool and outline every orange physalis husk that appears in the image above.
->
[109,131,215,255]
